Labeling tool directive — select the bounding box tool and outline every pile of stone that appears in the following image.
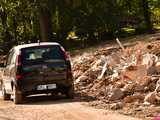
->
[73,39,160,110]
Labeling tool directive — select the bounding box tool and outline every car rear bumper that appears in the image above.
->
[16,79,73,95]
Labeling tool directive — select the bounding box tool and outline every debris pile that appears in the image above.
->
[73,38,160,118]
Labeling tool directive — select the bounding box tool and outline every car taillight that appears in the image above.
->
[16,75,23,79]
[61,47,70,61]
[16,54,22,66]
[16,54,23,80]
[64,52,70,61]
[16,72,32,80]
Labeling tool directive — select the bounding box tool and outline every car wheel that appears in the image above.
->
[66,86,74,99]
[2,85,11,100]
[12,85,23,104]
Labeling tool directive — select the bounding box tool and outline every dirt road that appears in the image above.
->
[0,93,142,120]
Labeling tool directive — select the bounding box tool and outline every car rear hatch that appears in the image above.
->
[21,45,67,83]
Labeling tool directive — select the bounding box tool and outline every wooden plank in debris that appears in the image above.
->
[116,38,125,51]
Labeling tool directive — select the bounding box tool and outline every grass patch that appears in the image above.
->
[154,24,160,30]
[121,27,136,34]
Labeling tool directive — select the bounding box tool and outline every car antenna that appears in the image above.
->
[38,40,40,45]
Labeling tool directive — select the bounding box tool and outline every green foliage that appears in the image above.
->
[0,0,160,53]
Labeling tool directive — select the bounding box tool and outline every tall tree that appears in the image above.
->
[141,0,153,31]
[39,7,53,42]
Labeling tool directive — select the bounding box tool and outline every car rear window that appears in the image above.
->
[21,45,65,65]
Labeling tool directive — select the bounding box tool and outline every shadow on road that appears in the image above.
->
[22,92,97,105]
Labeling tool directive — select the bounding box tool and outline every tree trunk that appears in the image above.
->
[0,10,7,32]
[39,8,53,42]
[141,0,153,31]
[0,10,13,53]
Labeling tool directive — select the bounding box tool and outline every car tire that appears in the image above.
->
[13,85,23,104]
[66,86,74,99]
[2,85,11,100]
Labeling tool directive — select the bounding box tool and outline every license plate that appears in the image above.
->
[47,84,56,89]
[37,85,47,90]
[37,84,56,90]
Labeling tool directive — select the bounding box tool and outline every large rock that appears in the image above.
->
[144,92,157,104]
[140,76,152,86]
[109,88,125,101]
[123,93,145,103]
[113,82,125,88]
[121,65,148,84]
[122,83,136,93]
[147,66,157,75]
[148,82,156,92]
[144,80,160,104]
[142,53,158,68]
[134,84,144,92]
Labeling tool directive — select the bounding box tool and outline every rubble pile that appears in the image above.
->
[146,41,160,56]
[73,39,160,118]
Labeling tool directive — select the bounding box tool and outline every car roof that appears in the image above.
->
[12,42,61,54]
[13,42,61,52]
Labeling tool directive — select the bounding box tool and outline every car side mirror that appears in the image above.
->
[0,63,5,67]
